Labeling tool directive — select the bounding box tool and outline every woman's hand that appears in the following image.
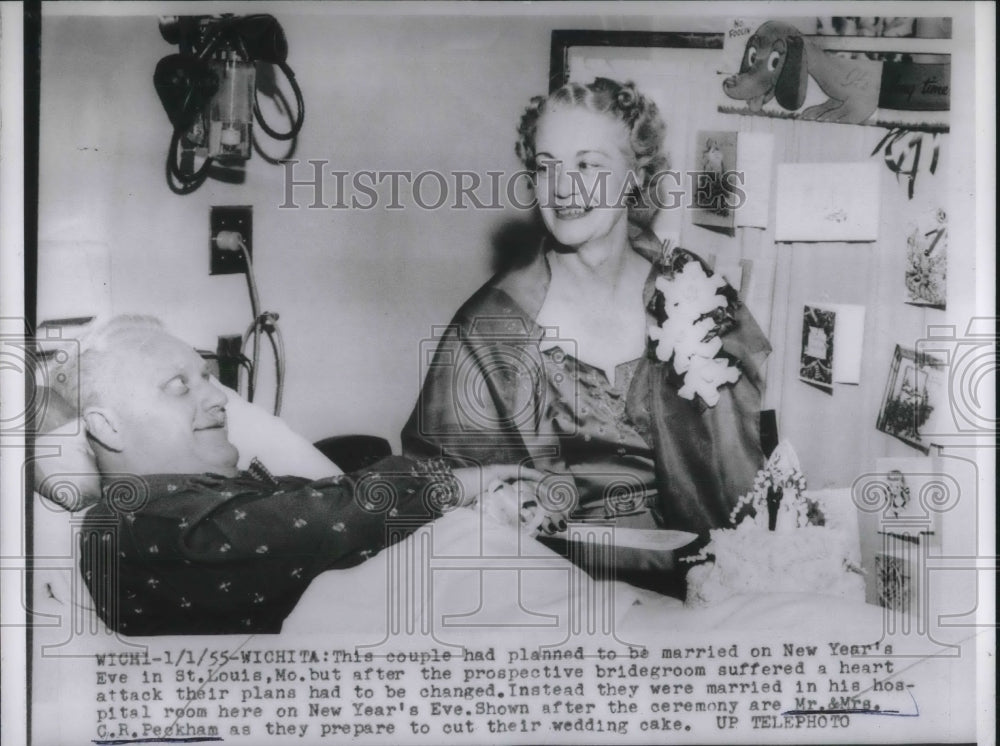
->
[532,506,570,536]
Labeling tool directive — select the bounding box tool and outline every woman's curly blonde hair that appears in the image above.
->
[515,77,669,223]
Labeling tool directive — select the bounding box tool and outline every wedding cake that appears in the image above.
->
[684,442,865,606]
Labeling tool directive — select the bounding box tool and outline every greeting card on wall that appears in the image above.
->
[873,457,945,547]
[775,162,881,242]
[718,17,951,131]
[869,455,947,615]
[692,131,738,232]
[800,306,835,390]
[905,207,947,308]
[800,303,866,391]
[876,345,946,453]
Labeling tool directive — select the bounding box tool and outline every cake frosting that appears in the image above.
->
[684,442,865,606]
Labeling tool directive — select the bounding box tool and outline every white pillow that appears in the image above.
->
[219,380,343,479]
[33,381,342,511]
[33,422,103,511]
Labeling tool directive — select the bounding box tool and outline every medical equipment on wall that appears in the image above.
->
[154,14,305,194]
[213,230,285,415]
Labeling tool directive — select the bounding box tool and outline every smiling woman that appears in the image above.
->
[403,77,772,596]
[518,77,668,229]
[533,107,634,252]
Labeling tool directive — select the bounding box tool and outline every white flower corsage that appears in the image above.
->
[648,252,741,406]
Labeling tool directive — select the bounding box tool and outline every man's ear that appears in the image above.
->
[82,407,124,453]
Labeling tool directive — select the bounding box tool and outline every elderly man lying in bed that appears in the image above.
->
[50,315,547,636]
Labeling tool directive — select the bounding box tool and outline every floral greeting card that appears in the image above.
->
[905,207,947,309]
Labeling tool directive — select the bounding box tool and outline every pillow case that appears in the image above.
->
[222,380,344,479]
[33,380,343,511]
[33,422,102,511]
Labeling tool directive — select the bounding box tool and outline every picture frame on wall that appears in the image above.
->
[876,344,946,454]
[549,29,723,92]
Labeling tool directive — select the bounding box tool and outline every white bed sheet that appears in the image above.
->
[31,495,883,645]
[283,507,884,640]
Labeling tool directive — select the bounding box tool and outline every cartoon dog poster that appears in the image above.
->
[719,17,951,131]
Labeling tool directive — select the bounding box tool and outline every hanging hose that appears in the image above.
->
[241,312,284,416]
[253,60,305,140]
[166,128,212,194]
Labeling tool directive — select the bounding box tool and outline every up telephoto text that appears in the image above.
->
[91,640,912,740]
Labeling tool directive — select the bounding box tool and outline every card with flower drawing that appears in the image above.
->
[905,207,947,309]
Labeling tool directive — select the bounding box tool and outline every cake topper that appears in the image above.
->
[729,440,812,532]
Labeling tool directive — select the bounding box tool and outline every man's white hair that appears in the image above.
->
[51,314,166,414]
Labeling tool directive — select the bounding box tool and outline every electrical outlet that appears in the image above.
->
[210,205,253,275]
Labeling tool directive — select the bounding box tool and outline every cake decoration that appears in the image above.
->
[683,441,865,606]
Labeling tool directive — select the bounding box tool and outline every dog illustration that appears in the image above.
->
[723,20,882,124]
